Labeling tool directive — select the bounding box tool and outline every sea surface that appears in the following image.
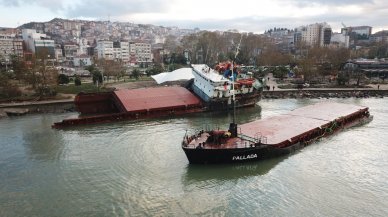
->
[1,98,387,217]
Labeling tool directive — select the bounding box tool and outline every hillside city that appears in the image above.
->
[0,18,388,99]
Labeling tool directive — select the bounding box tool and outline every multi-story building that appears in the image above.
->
[63,43,79,61]
[54,45,64,63]
[341,26,372,39]
[129,41,152,64]
[22,29,55,58]
[112,41,130,62]
[120,41,129,62]
[299,23,332,47]
[97,40,114,60]
[77,38,89,55]
[97,40,131,62]
[330,32,350,48]
[370,30,388,43]
[73,54,92,67]
[0,34,23,60]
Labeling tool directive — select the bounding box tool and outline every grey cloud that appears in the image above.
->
[281,0,374,7]
[0,0,65,11]
[0,0,21,6]
[65,0,168,18]
[154,11,387,34]
[0,0,168,18]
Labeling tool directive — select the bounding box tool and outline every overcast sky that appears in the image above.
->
[0,0,387,33]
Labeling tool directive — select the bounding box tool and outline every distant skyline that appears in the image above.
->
[0,0,387,33]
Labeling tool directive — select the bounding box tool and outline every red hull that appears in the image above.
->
[53,86,203,128]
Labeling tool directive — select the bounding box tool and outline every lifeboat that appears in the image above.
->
[237,78,255,87]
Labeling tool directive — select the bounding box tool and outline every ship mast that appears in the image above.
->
[232,33,243,124]
[228,33,243,138]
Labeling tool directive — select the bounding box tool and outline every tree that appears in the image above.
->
[10,54,27,82]
[0,71,21,98]
[22,48,59,97]
[98,58,126,82]
[86,65,103,85]
[337,71,349,85]
[146,63,164,76]
[131,69,140,80]
[58,74,69,85]
[74,76,81,86]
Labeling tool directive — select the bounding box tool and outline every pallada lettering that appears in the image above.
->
[232,154,258,160]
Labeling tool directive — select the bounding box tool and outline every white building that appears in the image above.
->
[97,40,131,62]
[73,55,92,67]
[97,40,114,60]
[77,38,90,55]
[0,34,23,60]
[331,32,350,48]
[129,41,152,64]
[299,23,332,47]
[120,41,130,62]
[22,29,55,57]
[63,43,79,60]
[113,41,130,62]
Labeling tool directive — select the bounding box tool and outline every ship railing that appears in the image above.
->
[238,132,267,145]
[255,132,267,144]
[238,134,258,143]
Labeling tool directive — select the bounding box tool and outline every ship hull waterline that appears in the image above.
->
[182,112,373,164]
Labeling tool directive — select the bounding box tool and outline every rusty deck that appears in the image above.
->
[240,102,368,145]
[185,102,369,149]
[113,86,202,113]
[53,86,203,128]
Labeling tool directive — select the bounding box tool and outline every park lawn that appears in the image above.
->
[55,83,103,94]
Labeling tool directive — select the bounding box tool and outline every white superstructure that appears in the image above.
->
[191,64,257,102]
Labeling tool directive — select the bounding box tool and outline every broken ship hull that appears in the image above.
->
[52,86,204,128]
[182,102,373,164]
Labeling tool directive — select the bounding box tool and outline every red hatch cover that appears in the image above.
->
[240,102,368,145]
[113,86,201,112]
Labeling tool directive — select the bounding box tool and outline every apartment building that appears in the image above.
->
[113,41,130,62]
[63,43,79,60]
[299,23,332,47]
[97,40,114,60]
[370,30,388,43]
[130,41,152,64]
[0,34,23,59]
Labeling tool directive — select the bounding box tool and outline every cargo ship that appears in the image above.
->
[181,102,373,164]
[53,64,263,128]
[190,64,262,110]
[52,86,204,128]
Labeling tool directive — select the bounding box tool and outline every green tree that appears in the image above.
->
[337,71,350,85]
[146,63,164,76]
[74,76,81,86]
[0,72,22,98]
[132,69,140,80]
[58,74,70,84]
[10,54,27,82]
[86,65,103,85]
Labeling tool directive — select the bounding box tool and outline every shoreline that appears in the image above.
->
[1,88,386,118]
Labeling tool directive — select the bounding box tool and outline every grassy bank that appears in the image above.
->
[55,83,115,94]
